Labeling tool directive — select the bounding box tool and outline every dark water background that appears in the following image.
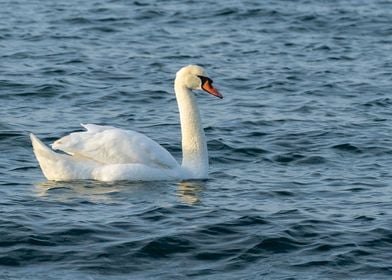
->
[1,0,392,279]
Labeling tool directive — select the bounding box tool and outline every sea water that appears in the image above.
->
[1,0,392,279]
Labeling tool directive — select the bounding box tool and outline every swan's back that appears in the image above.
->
[52,124,179,169]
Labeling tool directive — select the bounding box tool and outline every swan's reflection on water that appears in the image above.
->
[34,180,120,203]
[176,180,205,205]
[34,179,205,205]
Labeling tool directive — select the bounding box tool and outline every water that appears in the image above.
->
[1,0,392,278]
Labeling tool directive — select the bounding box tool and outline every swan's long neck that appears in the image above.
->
[175,82,208,179]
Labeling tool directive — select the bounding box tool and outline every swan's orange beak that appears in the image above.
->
[201,78,223,99]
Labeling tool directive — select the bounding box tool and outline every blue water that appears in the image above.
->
[1,0,392,279]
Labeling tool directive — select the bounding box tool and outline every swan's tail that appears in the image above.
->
[30,133,93,181]
[30,133,56,161]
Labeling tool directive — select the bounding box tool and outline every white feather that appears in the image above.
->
[52,124,178,168]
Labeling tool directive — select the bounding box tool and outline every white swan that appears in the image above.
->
[30,65,223,181]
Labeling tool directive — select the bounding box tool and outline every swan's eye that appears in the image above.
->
[197,75,213,85]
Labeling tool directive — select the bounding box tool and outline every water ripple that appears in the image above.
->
[1,0,392,279]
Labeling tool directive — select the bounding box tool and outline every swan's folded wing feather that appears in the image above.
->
[81,123,116,133]
[52,125,179,169]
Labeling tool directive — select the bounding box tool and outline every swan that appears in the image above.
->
[30,65,223,181]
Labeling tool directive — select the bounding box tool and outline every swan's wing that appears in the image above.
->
[52,124,179,169]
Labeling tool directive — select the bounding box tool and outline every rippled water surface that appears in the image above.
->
[1,0,392,279]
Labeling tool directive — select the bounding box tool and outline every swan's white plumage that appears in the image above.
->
[30,65,222,182]
[52,124,178,168]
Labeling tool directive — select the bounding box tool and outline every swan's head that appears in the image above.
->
[176,65,223,99]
